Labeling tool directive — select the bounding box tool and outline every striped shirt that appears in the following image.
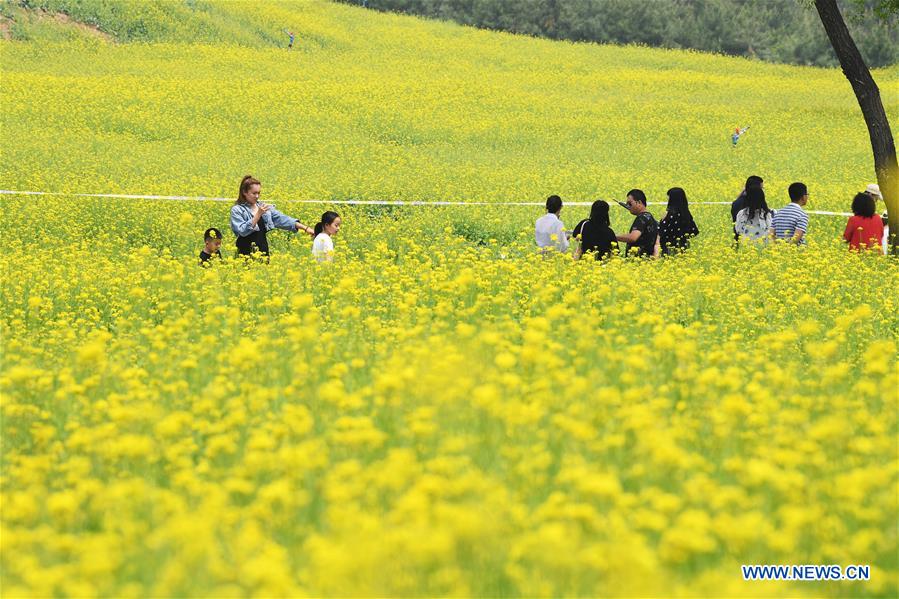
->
[771,203,809,243]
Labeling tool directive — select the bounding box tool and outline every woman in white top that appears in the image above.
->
[735,186,774,244]
[312,211,341,262]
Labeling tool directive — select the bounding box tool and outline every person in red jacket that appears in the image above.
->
[843,193,884,253]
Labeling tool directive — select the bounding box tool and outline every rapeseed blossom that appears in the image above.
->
[1,196,897,596]
[2,1,898,596]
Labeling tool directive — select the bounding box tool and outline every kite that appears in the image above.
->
[731,125,750,148]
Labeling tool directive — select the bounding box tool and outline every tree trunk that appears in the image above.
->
[814,0,898,255]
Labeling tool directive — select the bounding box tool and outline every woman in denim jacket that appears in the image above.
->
[230,175,314,256]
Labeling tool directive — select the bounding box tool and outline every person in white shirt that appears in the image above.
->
[534,195,570,254]
[312,211,341,262]
[865,183,889,254]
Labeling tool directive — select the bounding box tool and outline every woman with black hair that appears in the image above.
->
[843,192,884,253]
[657,187,699,255]
[312,211,342,262]
[572,200,618,260]
[735,186,774,244]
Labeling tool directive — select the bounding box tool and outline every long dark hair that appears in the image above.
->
[314,211,340,236]
[235,175,261,205]
[589,200,610,227]
[745,186,770,221]
[745,175,763,190]
[666,187,692,217]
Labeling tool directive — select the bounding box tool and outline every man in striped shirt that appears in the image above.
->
[770,182,810,244]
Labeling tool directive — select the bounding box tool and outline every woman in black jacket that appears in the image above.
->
[572,200,619,260]
[657,187,699,255]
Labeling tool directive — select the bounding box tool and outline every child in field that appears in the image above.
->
[312,211,341,262]
[843,193,884,253]
[285,30,295,50]
[199,228,223,265]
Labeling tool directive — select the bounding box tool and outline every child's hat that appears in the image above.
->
[865,183,882,200]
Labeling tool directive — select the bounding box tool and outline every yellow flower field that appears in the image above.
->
[2,195,897,597]
[1,1,898,597]
[1,1,897,210]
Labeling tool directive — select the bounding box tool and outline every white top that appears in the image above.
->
[735,207,774,242]
[535,213,569,253]
[312,232,334,260]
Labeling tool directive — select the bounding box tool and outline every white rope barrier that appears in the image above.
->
[0,189,853,216]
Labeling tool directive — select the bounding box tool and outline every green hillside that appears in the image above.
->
[349,0,899,68]
[1,0,897,210]
[1,0,280,45]
[0,2,899,207]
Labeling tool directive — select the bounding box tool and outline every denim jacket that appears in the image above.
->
[230,203,298,238]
